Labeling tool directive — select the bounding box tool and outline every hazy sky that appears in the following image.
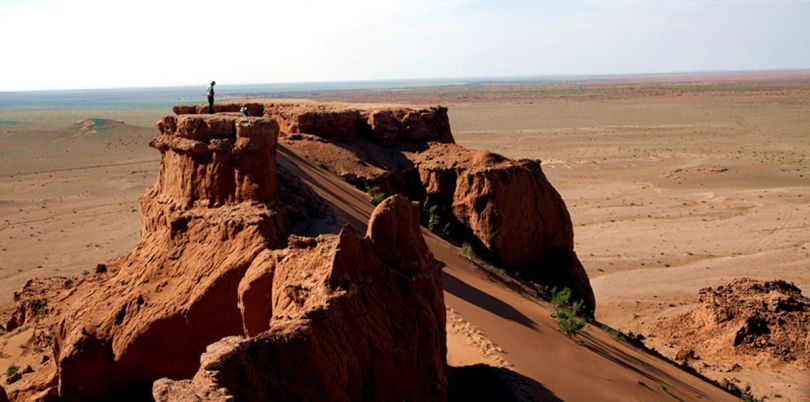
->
[1,0,809,91]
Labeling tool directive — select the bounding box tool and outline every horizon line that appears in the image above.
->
[3,68,810,94]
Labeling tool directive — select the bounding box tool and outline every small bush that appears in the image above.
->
[426,205,442,231]
[461,242,475,260]
[6,364,19,377]
[551,287,587,337]
[556,307,586,336]
[533,282,552,299]
[364,184,386,206]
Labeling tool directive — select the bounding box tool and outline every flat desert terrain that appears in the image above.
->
[1,75,808,400]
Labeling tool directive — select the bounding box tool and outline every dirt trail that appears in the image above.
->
[278,145,737,401]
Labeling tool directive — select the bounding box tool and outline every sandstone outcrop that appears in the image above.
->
[412,143,594,310]
[270,113,595,310]
[49,114,286,400]
[4,277,70,332]
[2,100,593,400]
[2,110,449,401]
[651,278,810,367]
[173,100,455,145]
[153,195,446,402]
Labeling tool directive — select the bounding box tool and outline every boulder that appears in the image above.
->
[414,144,594,310]
[153,195,447,402]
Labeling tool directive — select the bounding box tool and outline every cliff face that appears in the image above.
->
[152,115,279,206]
[153,196,446,402]
[55,115,286,400]
[3,99,591,400]
[174,100,454,145]
[3,112,447,401]
[196,100,595,311]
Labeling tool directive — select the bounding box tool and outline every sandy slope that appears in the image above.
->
[449,94,810,400]
[278,145,736,401]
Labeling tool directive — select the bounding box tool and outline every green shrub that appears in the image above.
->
[461,242,475,260]
[551,287,587,337]
[600,324,623,341]
[6,364,19,377]
[533,282,552,298]
[364,184,386,206]
[426,204,442,231]
[555,307,586,336]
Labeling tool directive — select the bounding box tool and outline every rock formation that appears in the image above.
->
[174,101,593,311]
[51,114,285,400]
[152,196,446,402]
[651,278,810,367]
[173,100,454,145]
[2,110,447,401]
[2,100,592,400]
[411,143,594,310]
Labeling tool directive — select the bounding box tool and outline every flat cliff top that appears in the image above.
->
[210,98,443,112]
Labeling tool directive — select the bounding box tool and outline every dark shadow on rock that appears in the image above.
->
[448,364,562,402]
[443,271,536,330]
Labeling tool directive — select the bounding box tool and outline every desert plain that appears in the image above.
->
[1,72,809,400]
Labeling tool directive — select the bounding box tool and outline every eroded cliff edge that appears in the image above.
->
[176,100,594,310]
[1,100,592,401]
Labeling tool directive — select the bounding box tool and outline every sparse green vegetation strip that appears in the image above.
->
[364,184,386,206]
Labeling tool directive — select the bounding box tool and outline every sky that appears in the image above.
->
[0,0,809,91]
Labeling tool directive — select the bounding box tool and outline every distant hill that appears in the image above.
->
[64,118,126,138]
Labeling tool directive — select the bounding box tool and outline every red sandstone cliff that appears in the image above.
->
[54,115,285,400]
[174,100,454,145]
[2,100,593,401]
[153,196,446,402]
[2,112,447,401]
[180,101,593,310]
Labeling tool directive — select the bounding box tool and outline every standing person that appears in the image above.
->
[206,81,216,114]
